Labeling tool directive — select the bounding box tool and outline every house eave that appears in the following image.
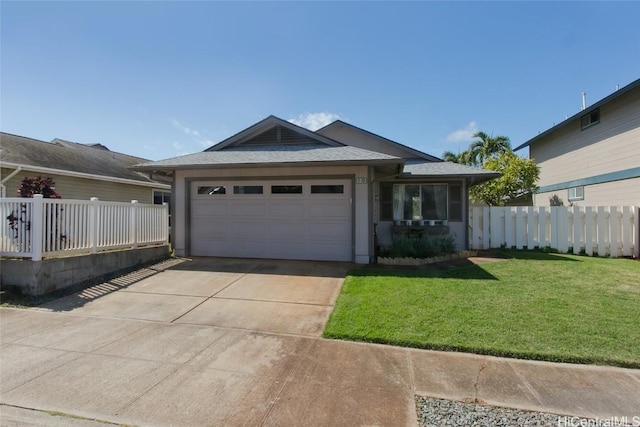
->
[514,77,640,151]
[0,161,171,189]
[133,159,404,172]
[397,172,501,185]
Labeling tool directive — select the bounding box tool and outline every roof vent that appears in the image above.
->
[581,92,587,111]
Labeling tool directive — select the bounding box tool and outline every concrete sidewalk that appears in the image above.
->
[1,307,639,426]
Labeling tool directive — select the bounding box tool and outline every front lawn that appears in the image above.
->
[323,251,640,368]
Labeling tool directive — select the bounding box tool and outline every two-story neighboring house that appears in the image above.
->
[0,132,171,203]
[514,78,640,207]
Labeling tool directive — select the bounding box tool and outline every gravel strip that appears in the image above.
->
[415,396,633,427]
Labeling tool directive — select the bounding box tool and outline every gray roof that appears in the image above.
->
[135,144,402,170]
[0,132,170,184]
[514,77,640,151]
[317,120,441,162]
[402,159,500,183]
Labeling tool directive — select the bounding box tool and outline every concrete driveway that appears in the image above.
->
[36,257,350,337]
[2,257,639,426]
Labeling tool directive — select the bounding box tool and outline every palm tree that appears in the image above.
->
[468,131,511,166]
[442,150,473,165]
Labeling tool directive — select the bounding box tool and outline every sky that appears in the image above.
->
[1,1,639,162]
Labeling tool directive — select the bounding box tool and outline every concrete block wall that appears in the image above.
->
[0,245,171,296]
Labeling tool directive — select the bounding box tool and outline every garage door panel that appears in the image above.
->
[192,240,228,255]
[268,221,307,238]
[230,202,267,217]
[229,240,268,258]
[307,222,351,241]
[308,202,351,218]
[228,221,267,239]
[192,200,229,217]
[268,203,306,218]
[191,179,352,261]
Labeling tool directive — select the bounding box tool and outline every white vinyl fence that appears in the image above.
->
[1,195,169,261]
[469,206,639,258]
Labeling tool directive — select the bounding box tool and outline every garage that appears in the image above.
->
[190,179,353,261]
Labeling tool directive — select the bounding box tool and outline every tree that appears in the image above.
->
[17,176,61,198]
[467,131,511,166]
[442,150,472,165]
[6,176,63,242]
[469,151,540,206]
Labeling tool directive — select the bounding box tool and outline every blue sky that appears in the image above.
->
[2,1,639,161]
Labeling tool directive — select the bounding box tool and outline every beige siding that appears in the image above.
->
[317,123,421,159]
[1,168,162,203]
[531,90,640,188]
[534,177,640,207]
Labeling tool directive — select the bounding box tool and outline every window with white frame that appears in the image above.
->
[153,190,171,204]
[568,186,584,201]
[392,184,448,221]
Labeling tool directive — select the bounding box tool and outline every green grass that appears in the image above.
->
[323,251,640,368]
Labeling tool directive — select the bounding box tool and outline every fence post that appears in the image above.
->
[89,197,99,254]
[163,202,170,245]
[31,195,44,261]
[131,200,139,249]
[634,206,639,259]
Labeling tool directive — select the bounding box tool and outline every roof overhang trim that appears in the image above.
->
[0,162,171,189]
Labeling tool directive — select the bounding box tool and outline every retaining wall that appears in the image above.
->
[1,245,171,296]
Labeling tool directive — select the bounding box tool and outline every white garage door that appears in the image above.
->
[190,179,352,261]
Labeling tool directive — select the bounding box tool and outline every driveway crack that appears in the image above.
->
[168,272,250,323]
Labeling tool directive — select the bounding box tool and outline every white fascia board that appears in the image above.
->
[0,162,171,189]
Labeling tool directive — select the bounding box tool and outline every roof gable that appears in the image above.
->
[206,115,343,151]
[316,120,441,162]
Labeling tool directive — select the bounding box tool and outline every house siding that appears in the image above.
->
[537,177,640,207]
[173,164,372,263]
[531,87,640,207]
[1,168,161,203]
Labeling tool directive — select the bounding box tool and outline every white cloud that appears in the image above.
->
[170,118,215,150]
[446,121,478,143]
[170,119,201,137]
[289,112,341,131]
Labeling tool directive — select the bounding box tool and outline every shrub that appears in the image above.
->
[381,234,456,258]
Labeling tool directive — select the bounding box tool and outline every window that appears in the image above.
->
[448,184,463,221]
[233,185,263,194]
[197,186,226,195]
[392,184,448,221]
[271,185,302,194]
[581,108,600,130]
[311,185,344,194]
[379,182,394,220]
[568,186,584,201]
[153,190,171,205]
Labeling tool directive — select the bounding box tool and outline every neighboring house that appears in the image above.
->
[135,116,497,264]
[515,78,640,207]
[0,132,171,204]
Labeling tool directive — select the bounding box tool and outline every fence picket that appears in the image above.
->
[467,205,636,258]
[1,197,168,259]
